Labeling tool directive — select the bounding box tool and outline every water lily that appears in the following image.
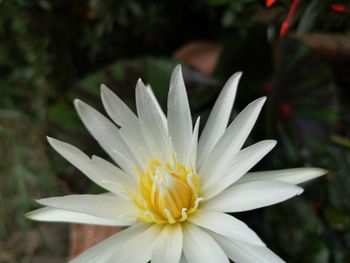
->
[27,65,326,262]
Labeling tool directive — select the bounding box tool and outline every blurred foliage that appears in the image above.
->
[0,0,349,262]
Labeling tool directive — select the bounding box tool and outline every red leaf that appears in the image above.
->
[330,3,350,13]
[280,21,289,37]
[266,0,278,7]
[279,0,300,37]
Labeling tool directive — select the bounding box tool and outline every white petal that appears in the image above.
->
[100,85,151,168]
[237,168,327,185]
[90,155,128,178]
[100,84,138,127]
[90,155,138,195]
[70,223,162,263]
[37,194,140,221]
[202,180,303,212]
[74,99,139,171]
[189,210,264,246]
[146,84,167,129]
[47,137,136,195]
[151,223,183,263]
[199,97,266,184]
[182,223,229,263]
[167,65,193,164]
[118,127,150,169]
[26,207,134,226]
[197,72,241,167]
[179,254,188,263]
[136,79,172,162]
[189,117,200,168]
[203,140,277,199]
[211,232,285,263]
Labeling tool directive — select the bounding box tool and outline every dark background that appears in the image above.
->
[0,0,349,262]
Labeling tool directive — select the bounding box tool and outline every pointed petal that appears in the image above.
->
[47,137,136,195]
[211,232,285,263]
[146,84,167,128]
[199,97,266,184]
[197,72,241,167]
[183,223,229,263]
[101,85,151,168]
[100,84,138,127]
[90,155,138,195]
[189,117,200,168]
[202,180,303,212]
[167,65,193,164]
[74,99,139,171]
[37,194,140,221]
[70,223,162,263]
[26,207,134,226]
[136,79,172,162]
[119,127,150,169]
[203,140,277,199]
[189,210,264,246]
[151,223,183,263]
[238,168,327,185]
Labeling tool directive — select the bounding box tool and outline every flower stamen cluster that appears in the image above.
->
[131,159,201,224]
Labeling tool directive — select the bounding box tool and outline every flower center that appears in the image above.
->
[130,159,201,224]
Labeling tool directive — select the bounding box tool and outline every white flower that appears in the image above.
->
[27,65,326,263]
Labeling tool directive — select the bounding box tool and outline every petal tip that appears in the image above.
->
[136,78,146,89]
[303,167,328,179]
[256,96,267,106]
[25,211,35,219]
[100,84,113,102]
[266,139,277,148]
[174,64,182,71]
[170,64,184,89]
[73,99,84,110]
[35,198,44,205]
[100,83,110,95]
[74,99,93,117]
[235,71,243,78]
[297,187,304,195]
[47,136,59,146]
[226,71,243,87]
[317,168,328,176]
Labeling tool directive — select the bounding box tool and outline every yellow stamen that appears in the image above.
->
[130,158,200,224]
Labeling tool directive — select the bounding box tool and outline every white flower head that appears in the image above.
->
[27,65,327,263]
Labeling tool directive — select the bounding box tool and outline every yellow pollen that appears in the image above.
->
[129,159,200,224]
